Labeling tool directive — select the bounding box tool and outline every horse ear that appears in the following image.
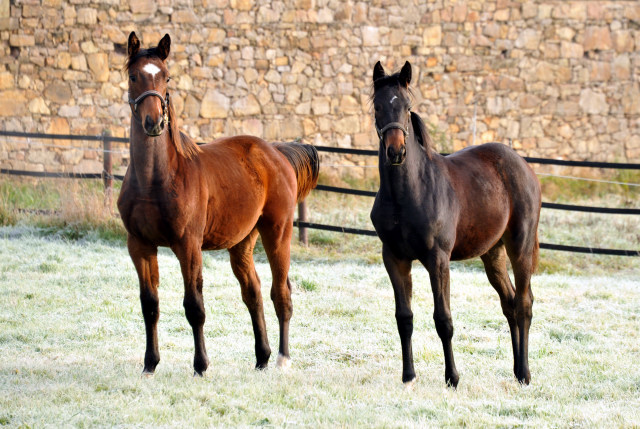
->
[373,61,386,83]
[400,61,411,87]
[128,32,140,58]
[157,34,171,61]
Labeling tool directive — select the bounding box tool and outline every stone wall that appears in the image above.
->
[1,0,639,176]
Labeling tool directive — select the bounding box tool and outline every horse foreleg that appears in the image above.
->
[127,236,160,375]
[174,241,209,376]
[424,250,459,388]
[229,229,271,369]
[382,245,415,384]
[480,244,520,380]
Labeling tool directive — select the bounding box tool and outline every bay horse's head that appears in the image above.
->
[126,32,171,137]
[372,61,413,166]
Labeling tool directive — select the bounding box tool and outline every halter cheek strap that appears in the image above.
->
[128,90,170,130]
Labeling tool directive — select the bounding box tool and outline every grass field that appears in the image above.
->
[0,173,639,426]
[1,227,639,427]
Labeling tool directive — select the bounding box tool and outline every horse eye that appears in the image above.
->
[129,75,136,82]
[166,76,171,83]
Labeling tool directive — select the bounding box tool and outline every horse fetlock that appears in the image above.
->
[193,354,209,376]
[402,371,416,384]
[256,345,271,369]
[517,365,531,385]
[446,370,459,389]
[403,376,417,390]
[144,351,160,372]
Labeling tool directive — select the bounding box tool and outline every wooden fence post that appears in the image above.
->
[298,200,308,245]
[102,129,113,212]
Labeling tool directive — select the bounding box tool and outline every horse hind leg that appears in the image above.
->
[228,229,271,369]
[504,233,537,385]
[258,218,294,370]
[480,242,520,380]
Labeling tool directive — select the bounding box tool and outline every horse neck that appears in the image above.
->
[129,121,178,191]
[379,131,437,203]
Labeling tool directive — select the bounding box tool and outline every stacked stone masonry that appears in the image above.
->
[0,0,639,176]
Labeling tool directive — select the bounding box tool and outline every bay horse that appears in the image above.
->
[117,32,319,376]
[369,61,541,387]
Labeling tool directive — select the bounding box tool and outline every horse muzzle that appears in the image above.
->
[129,90,170,137]
[377,120,409,166]
[143,115,165,137]
[387,144,407,165]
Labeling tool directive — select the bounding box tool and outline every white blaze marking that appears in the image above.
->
[390,95,398,104]
[143,63,161,78]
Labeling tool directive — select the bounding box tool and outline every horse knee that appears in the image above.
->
[183,296,205,326]
[500,297,517,323]
[140,291,159,318]
[433,313,454,340]
[516,293,533,320]
[271,289,292,320]
[241,284,261,308]
[395,311,414,337]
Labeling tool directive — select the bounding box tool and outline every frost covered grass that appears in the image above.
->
[1,228,639,427]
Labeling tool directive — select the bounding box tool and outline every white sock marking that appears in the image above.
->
[276,353,292,370]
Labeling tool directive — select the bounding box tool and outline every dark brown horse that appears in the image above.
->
[117,32,319,376]
[370,61,541,387]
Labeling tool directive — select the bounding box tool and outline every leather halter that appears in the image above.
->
[375,116,410,143]
[128,90,170,131]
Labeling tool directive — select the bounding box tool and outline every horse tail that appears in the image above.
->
[274,142,320,202]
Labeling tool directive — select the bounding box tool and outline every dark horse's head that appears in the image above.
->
[372,61,414,165]
[126,32,172,137]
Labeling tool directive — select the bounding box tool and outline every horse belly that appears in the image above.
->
[201,200,262,250]
[451,216,507,260]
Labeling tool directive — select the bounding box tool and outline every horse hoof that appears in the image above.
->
[403,377,416,390]
[276,353,292,370]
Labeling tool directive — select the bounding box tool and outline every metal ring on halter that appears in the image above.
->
[128,90,170,129]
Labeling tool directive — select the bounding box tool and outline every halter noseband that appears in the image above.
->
[128,90,170,131]
[375,117,410,143]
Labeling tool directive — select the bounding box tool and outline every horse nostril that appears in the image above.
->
[144,115,155,131]
[386,146,395,160]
